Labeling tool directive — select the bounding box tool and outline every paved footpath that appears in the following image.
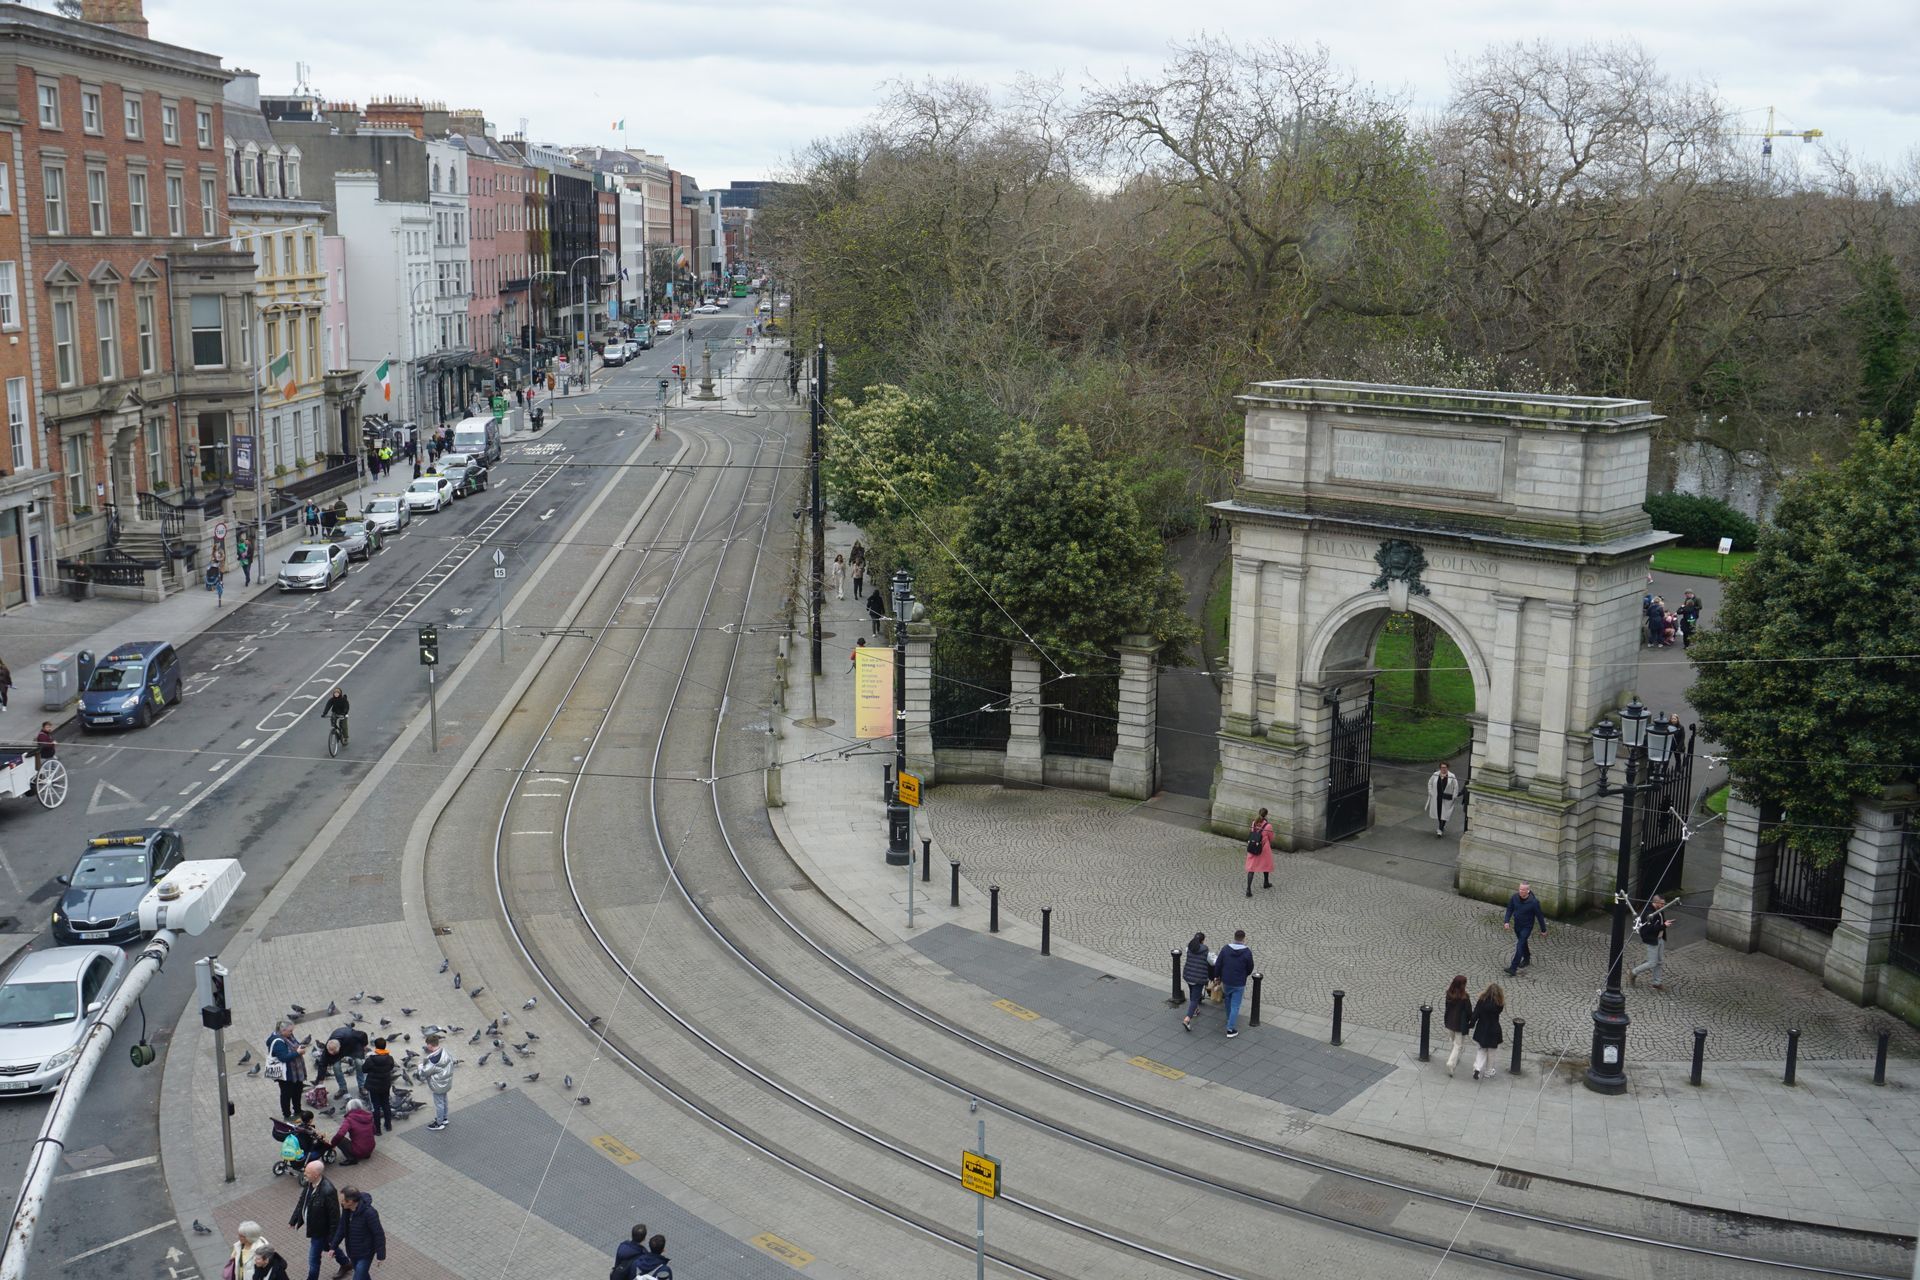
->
[771,577,1920,1239]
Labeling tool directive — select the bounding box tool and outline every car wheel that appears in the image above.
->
[137,700,152,729]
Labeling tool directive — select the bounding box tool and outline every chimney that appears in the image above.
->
[79,0,149,37]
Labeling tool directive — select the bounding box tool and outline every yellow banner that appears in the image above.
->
[854,646,893,740]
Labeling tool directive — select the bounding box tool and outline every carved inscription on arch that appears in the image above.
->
[1330,428,1504,496]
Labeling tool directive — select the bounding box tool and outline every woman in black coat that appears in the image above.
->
[1180,932,1214,1031]
[248,1241,291,1280]
[1470,982,1505,1080]
[1441,975,1473,1076]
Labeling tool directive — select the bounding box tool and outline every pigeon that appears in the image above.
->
[524,1032,540,1042]
[492,1038,503,1050]
[587,1016,602,1028]
[447,1026,464,1035]
[246,1063,262,1078]
[325,1000,339,1017]
[378,1018,392,1028]
[513,1042,533,1055]
[523,1072,539,1083]
[522,997,537,1010]
[368,994,385,1004]
[289,1003,306,1016]
[453,972,461,989]
[237,1049,253,1065]
[495,1080,508,1091]
[497,1013,511,1026]
[350,991,365,1004]
[191,1219,213,1235]
[349,1011,366,1024]
[575,1096,591,1106]
[400,1006,416,1017]
[468,1029,484,1045]
[438,959,449,974]
[563,1074,574,1091]
[477,1052,491,1067]
[485,1020,499,1036]
[469,986,485,999]
[500,1051,513,1068]
[319,1105,337,1118]
[299,1034,315,1048]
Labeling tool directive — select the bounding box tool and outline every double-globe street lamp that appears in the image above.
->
[1585,697,1682,1094]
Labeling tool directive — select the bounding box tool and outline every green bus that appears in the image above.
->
[731,279,749,298]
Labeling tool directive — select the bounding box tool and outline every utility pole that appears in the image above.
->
[886,569,913,866]
[809,339,827,676]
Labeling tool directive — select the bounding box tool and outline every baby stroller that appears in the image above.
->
[269,1116,337,1177]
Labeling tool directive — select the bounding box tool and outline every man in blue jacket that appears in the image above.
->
[330,1186,385,1279]
[1216,930,1255,1039]
[1502,882,1548,976]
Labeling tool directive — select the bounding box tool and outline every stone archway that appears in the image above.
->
[1210,380,1674,914]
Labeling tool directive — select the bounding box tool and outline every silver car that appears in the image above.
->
[277,542,348,591]
[0,946,128,1096]
[363,494,411,534]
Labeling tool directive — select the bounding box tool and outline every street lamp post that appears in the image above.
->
[1585,698,1680,1094]
[886,569,915,867]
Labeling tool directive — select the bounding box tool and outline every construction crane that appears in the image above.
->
[1732,106,1824,172]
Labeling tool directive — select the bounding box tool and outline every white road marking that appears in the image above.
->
[0,839,25,897]
[540,508,555,521]
[237,738,255,749]
[145,809,169,823]
[511,830,554,836]
[60,1219,172,1263]
[55,1154,157,1182]
[208,759,227,771]
[86,781,144,814]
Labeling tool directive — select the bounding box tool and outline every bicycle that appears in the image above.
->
[327,712,349,758]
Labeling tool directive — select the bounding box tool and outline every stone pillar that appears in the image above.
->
[1224,556,1262,734]
[1823,789,1917,1005]
[904,621,935,783]
[1708,795,1772,951]
[1481,594,1525,783]
[1264,565,1307,740]
[1004,645,1044,787]
[1110,634,1157,800]
[1530,602,1578,799]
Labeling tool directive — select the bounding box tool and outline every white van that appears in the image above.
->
[451,414,502,465]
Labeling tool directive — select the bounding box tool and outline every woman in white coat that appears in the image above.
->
[1425,762,1462,837]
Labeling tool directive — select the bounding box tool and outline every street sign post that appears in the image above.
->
[896,771,921,807]
[419,625,439,753]
[493,549,507,664]
[963,1109,995,1280]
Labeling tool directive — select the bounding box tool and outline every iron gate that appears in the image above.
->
[1634,723,1696,900]
[1324,682,1374,842]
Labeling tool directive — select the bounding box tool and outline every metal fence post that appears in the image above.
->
[882,763,891,804]
[921,837,932,882]
[949,859,961,908]
[1784,1028,1800,1085]
[1873,1029,1890,1086]
[1040,907,1052,957]
[1250,973,1264,1027]
[1418,1004,1432,1062]
[1168,950,1183,1006]
[988,885,1000,934]
[1509,1018,1525,1076]
[1690,1028,1707,1086]
[1331,990,1345,1046]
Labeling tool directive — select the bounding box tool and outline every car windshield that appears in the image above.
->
[441,454,472,469]
[0,980,78,1029]
[70,851,149,889]
[86,663,143,692]
[287,549,326,564]
[368,498,398,512]
[337,523,366,537]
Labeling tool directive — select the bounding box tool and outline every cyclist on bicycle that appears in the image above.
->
[323,687,350,746]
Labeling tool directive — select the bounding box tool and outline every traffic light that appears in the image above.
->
[419,624,439,666]
[196,955,231,1031]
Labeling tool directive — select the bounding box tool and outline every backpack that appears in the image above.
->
[1246,824,1264,855]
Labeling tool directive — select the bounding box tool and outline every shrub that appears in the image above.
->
[1643,492,1758,550]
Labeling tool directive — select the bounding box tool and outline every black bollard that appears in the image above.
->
[1784,1028,1800,1085]
[1690,1027,1707,1086]
[1250,972,1264,1027]
[1168,949,1183,1006]
[1040,907,1052,956]
[1873,1029,1890,1086]
[1331,990,1345,1046]
[882,763,892,804]
[989,885,1000,934]
[949,859,961,908]
[921,837,932,882]
[1509,1018,1525,1076]
[1418,1004,1433,1062]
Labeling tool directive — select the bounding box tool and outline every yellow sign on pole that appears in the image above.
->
[961,1149,1000,1198]
[853,646,893,740]
[896,770,921,807]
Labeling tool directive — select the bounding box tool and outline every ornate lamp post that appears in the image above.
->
[1586,698,1680,1093]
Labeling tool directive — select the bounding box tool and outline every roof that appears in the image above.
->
[5,947,117,981]
[102,641,169,660]
[224,105,276,147]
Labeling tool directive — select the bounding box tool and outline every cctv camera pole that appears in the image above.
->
[196,956,236,1183]
[886,569,914,866]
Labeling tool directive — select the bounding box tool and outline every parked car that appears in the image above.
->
[363,493,411,533]
[440,455,490,497]
[656,318,675,336]
[79,641,182,731]
[51,828,184,945]
[603,342,630,366]
[330,520,382,561]
[0,945,129,1096]
[277,542,348,592]
[404,475,454,513]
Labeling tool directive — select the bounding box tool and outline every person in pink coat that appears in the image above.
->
[1245,807,1275,897]
[330,1099,377,1165]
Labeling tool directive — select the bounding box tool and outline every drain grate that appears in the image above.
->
[1496,1169,1532,1192]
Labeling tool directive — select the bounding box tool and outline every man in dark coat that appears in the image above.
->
[318,1025,369,1096]
[1501,882,1548,976]
[330,1187,385,1280]
[361,1037,396,1133]
[609,1224,650,1279]
[289,1160,347,1280]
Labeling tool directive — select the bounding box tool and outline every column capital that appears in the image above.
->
[1492,592,1528,612]
[1233,554,1264,575]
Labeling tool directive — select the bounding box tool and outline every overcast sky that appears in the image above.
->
[137,0,1915,186]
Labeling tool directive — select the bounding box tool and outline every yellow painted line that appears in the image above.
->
[590,1134,641,1165]
[751,1232,815,1267]
[991,998,1039,1021]
[1128,1055,1187,1081]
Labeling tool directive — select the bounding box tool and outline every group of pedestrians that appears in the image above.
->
[609,1224,675,1279]
[1178,928,1257,1038]
[1440,975,1509,1079]
[1644,590,1701,648]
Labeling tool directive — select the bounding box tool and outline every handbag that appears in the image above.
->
[264,1058,288,1082]
[222,1260,235,1280]
[1206,978,1225,1005]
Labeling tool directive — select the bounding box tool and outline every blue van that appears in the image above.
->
[79,641,182,730]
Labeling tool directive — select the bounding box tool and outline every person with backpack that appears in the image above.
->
[1179,932,1214,1031]
[1244,807,1274,897]
[609,1224,650,1280]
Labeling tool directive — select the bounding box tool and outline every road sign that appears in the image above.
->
[896,770,921,807]
[418,624,439,666]
[493,567,506,579]
[214,521,228,541]
[492,548,506,567]
[961,1149,999,1198]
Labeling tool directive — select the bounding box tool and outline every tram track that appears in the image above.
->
[447,359,1911,1280]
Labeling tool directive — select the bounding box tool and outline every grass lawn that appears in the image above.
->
[1372,624,1474,762]
[1706,783,1729,816]
[1651,546,1756,579]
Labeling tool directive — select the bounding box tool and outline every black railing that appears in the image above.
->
[1042,662,1120,760]
[1891,826,1920,976]
[1771,840,1846,934]
[104,502,123,546]
[930,643,1011,752]
[274,457,359,505]
[136,491,189,544]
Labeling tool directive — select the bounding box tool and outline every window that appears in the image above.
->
[165,174,183,235]
[81,90,101,134]
[6,378,27,471]
[124,94,143,139]
[285,149,300,197]
[161,102,179,144]
[189,293,223,367]
[306,314,319,377]
[0,163,11,213]
[200,175,217,235]
[95,294,119,381]
[0,262,16,330]
[52,297,76,386]
[37,82,59,129]
[41,164,65,235]
[145,418,166,488]
[127,172,148,235]
[302,232,315,273]
[86,167,107,235]
[135,291,157,373]
[281,233,294,276]
[196,106,212,148]
[64,436,88,513]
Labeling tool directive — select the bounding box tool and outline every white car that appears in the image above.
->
[693,303,721,314]
[404,476,454,513]
[277,542,348,591]
[364,494,411,533]
[655,318,675,336]
[0,946,128,1096]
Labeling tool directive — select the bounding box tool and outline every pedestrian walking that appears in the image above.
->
[1441,974,1473,1076]
[362,1037,395,1133]
[1207,510,1222,543]
[331,1099,377,1165]
[265,1021,307,1120]
[303,502,320,538]
[421,1033,454,1130]
[211,564,225,606]
[865,588,886,637]
[0,655,12,710]
[610,1224,652,1280]
[829,552,846,600]
[1501,881,1547,976]
[1678,591,1702,648]
[1217,929,1254,1039]
[227,1221,266,1280]
[1425,762,1462,837]
[1244,808,1274,897]
[1646,595,1667,648]
[848,636,866,673]
[1629,894,1671,989]
[318,1026,369,1097]
[849,542,866,599]
[1180,932,1214,1031]
[248,1240,291,1280]
[1469,982,1506,1079]
[329,1187,385,1280]
[288,1160,346,1280]
[630,1232,673,1279]
[237,532,254,586]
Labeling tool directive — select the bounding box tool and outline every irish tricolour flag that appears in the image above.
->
[375,359,393,402]
[269,351,296,401]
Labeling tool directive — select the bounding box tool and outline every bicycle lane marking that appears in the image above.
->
[159,458,571,826]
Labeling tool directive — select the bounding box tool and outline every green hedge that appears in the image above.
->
[1644,492,1758,550]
